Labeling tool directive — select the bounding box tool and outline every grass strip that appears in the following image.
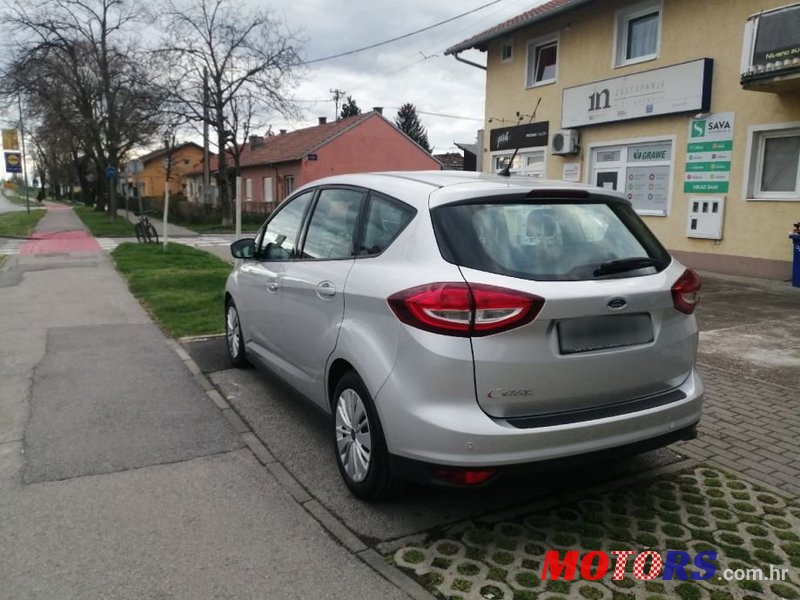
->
[112,242,232,337]
[0,209,47,237]
[74,205,137,237]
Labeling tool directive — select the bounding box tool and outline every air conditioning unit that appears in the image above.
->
[551,129,580,155]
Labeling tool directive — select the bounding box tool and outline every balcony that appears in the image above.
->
[740,2,800,92]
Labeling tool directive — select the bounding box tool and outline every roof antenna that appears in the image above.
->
[498,97,542,177]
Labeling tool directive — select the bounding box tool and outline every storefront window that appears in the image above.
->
[493,150,545,178]
[591,141,672,215]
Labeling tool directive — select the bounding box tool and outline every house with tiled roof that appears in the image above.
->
[186,110,440,209]
[134,142,204,201]
[444,0,800,280]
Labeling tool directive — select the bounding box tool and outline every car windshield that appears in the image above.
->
[431,199,671,281]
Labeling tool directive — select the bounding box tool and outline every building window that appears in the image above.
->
[245,178,253,202]
[284,175,295,197]
[590,140,673,216]
[262,176,274,205]
[748,127,800,199]
[493,150,545,178]
[615,0,661,67]
[500,41,513,63]
[527,36,558,87]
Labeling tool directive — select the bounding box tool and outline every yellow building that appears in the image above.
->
[135,142,204,200]
[446,0,800,279]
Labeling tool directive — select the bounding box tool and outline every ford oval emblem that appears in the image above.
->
[608,297,627,310]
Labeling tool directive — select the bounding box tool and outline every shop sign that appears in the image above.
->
[2,129,19,150]
[684,112,735,194]
[4,151,22,174]
[489,122,549,152]
[562,59,713,128]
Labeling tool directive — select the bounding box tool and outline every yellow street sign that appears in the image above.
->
[2,129,19,150]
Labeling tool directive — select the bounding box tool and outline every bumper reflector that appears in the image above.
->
[431,468,497,485]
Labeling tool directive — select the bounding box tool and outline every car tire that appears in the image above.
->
[225,299,249,368]
[332,371,404,501]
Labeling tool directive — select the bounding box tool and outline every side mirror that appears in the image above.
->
[230,238,256,259]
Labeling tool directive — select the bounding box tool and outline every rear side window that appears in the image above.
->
[359,193,415,255]
[432,199,670,281]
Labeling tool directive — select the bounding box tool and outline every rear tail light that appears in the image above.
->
[671,269,702,314]
[388,282,544,337]
[431,468,496,486]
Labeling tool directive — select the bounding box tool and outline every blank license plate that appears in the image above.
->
[557,314,653,354]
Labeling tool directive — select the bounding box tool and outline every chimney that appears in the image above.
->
[318,116,327,125]
[279,129,287,135]
[249,135,263,149]
[372,107,383,115]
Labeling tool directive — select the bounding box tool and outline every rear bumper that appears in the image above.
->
[389,421,698,487]
[376,364,704,470]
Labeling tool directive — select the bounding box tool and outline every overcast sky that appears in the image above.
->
[269,0,543,153]
[0,0,544,160]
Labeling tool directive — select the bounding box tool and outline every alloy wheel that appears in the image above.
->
[226,305,241,360]
[335,388,372,483]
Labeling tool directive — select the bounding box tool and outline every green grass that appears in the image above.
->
[74,205,139,237]
[0,209,46,237]
[111,242,232,337]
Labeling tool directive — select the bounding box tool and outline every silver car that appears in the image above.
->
[225,171,703,500]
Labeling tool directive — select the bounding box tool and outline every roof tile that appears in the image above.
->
[445,0,592,54]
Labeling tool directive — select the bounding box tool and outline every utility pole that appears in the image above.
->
[17,94,30,215]
[330,88,346,121]
[203,67,211,207]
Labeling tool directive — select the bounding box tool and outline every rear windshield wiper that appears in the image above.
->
[593,257,659,277]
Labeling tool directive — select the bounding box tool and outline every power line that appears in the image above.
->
[303,0,503,65]
[385,107,483,122]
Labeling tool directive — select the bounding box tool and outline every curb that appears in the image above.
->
[164,337,437,600]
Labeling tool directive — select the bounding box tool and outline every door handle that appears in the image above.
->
[316,281,336,299]
[267,281,279,292]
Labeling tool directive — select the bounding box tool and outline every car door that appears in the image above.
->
[278,186,366,405]
[237,190,315,368]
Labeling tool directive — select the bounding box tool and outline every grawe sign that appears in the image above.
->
[684,112,735,194]
[562,59,713,128]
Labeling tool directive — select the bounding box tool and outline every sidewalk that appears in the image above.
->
[116,207,198,237]
[0,205,412,599]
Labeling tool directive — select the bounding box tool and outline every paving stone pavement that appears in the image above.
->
[389,466,800,600]
[677,365,800,498]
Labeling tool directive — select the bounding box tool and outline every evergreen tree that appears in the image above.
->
[340,96,361,119]
[394,103,431,153]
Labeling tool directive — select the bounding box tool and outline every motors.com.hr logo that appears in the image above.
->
[541,549,792,583]
[542,550,716,581]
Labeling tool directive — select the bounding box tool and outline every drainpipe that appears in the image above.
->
[453,51,486,71]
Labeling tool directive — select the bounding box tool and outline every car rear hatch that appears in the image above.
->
[430,189,699,420]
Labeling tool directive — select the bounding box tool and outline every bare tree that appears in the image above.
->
[1,0,164,211]
[227,92,261,180]
[156,0,302,224]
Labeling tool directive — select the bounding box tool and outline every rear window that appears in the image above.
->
[431,199,671,281]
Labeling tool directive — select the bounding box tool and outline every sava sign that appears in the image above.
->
[684,112,735,194]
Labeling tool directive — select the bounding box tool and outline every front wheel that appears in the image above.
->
[333,371,404,501]
[134,222,144,243]
[225,300,249,367]
[146,224,158,244]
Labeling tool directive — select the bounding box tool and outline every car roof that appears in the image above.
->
[297,171,627,209]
